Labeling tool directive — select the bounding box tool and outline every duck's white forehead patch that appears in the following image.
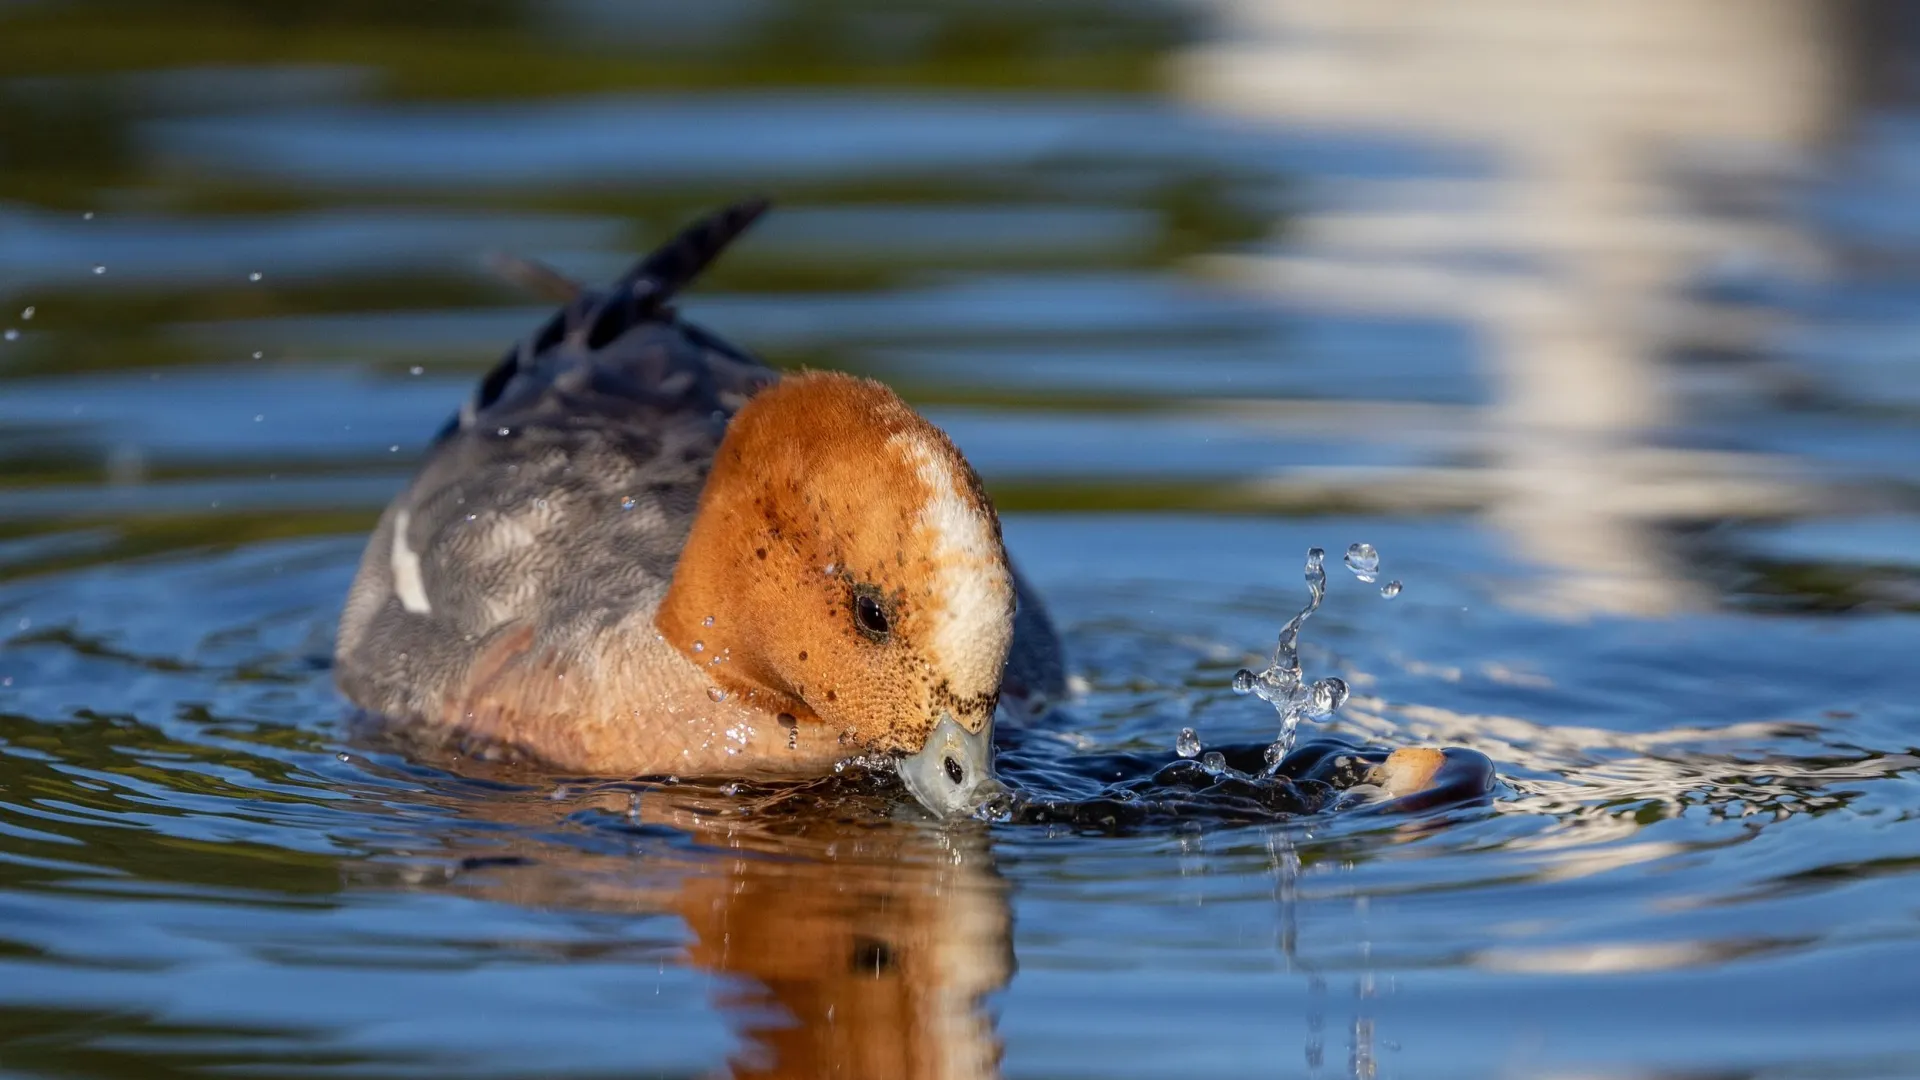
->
[889,432,1012,695]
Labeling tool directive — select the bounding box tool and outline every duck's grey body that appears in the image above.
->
[335,203,1065,768]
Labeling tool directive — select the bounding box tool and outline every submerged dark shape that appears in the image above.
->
[991,735,1497,831]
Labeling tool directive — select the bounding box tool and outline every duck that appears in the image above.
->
[335,200,1065,818]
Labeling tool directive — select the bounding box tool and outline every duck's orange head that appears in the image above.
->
[658,371,1014,816]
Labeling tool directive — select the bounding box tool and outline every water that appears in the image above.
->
[1231,546,1353,762]
[1176,726,1202,758]
[4,1,1920,1077]
[1344,542,1380,583]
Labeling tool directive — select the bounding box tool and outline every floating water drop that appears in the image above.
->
[702,615,714,627]
[1175,727,1201,758]
[252,351,263,360]
[708,686,726,702]
[1344,542,1380,583]
[1200,751,1227,771]
[2,329,16,342]
[248,271,263,282]
[19,306,33,320]
[691,640,704,653]
[1232,669,1256,694]
[91,265,105,275]
[627,791,642,820]
[82,211,94,220]
[1306,677,1349,718]
[335,751,350,762]
[1380,580,1402,599]
[409,365,424,376]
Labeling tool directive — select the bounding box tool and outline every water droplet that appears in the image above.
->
[251,351,263,360]
[388,444,399,453]
[496,426,511,436]
[691,640,704,653]
[253,414,264,422]
[702,615,714,627]
[549,784,569,800]
[2,329,16,342]
[19,306,33,320]
[707,686,726,702]
[1344,542,1380,583]
[1306,677,1349,718]
[91,265,105,275]
[1380,580,1402,599]
[1232,668,1256,694]
[620,496,636,510]
[335,751,350,762]
[627,791,642,819]
[1175,727,1201,758]
[82,211,94,220]
[248,271,263,282]
[409,365,423,376]
[1200,751,1227,771]
[1263,743,1284,767]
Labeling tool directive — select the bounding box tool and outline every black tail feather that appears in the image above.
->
[620,197,771,308]
[441,200,772,441]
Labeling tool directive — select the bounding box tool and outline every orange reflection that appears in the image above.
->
[402,774,1012,1080]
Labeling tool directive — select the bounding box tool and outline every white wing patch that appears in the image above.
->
[390,508,433,615]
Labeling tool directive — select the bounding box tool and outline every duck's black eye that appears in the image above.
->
[853,588,891,641]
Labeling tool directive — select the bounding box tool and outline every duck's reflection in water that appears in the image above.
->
[389,776,1012,1080]
[671,807,1010,1080]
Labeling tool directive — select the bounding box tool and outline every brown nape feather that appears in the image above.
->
[658,371,1015,757]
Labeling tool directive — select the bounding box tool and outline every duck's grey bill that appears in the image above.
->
[898,713,1002,819]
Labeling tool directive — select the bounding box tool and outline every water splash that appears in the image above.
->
[1233,547,1352,768]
